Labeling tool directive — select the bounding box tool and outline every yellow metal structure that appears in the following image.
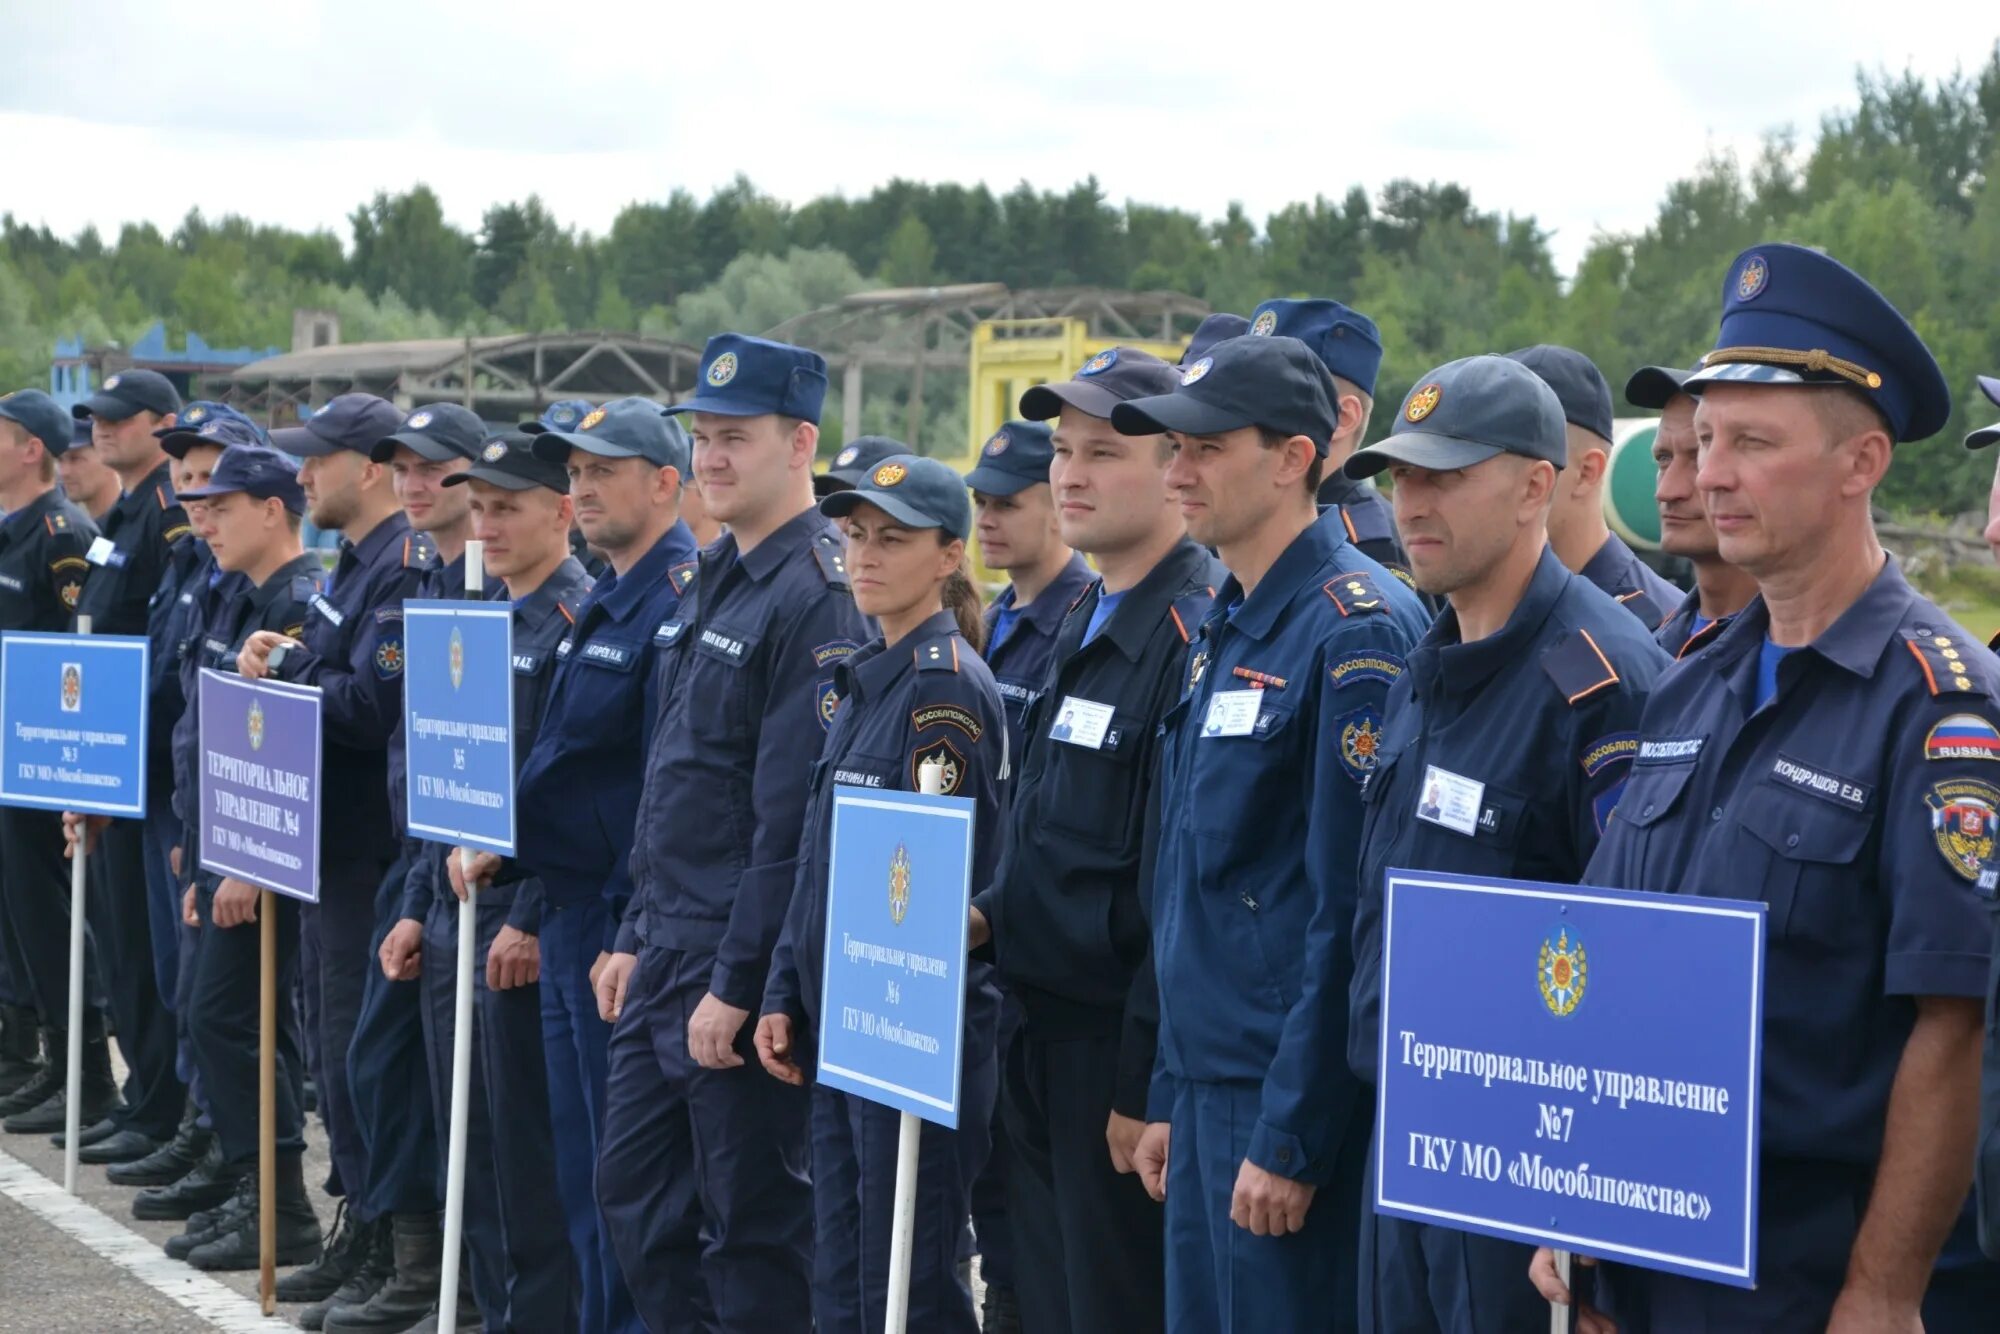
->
[958,318,1190,467]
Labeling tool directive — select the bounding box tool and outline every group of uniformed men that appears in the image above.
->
[0,233,1998,1334]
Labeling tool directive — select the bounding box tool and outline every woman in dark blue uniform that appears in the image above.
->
[757,454,1006,1334]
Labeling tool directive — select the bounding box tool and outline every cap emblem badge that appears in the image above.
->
[1406,383,1442,423]
[1737,254,1769,301]
[707,352,740,387]
[1079,349,1118,377]
[1251,309,1278,336]
[481,439,508,462]
[104,375,121,390]
[579,408,607,430]
[1181,357,1213,386]
[835,446,858,467]
[985,432,1009,455]
[873,462,907,487]
[406,411,433,430]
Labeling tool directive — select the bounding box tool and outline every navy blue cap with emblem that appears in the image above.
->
[177,445,308,513]
[158,401,270,457]
[820,454,973,542]
[1624,364,1696,411]
[664,333,828,424]
[1685,242,1951,443]
[820,435,909,496]
[520,398,596,435]
[1344,354,1567,478]
[531,397,690,472]
[0,389,83,454]
[370,402,487,463]
[1249,298,1385,398]
[73,368,182,421]
[1182,314,1250,367]
[445,431,570,493]
[963,420,1055,496]
[1018,346,1183,422]
[1112,334,1339,455]
[1507,345,1615,443]
[271,392,407,458]
[1962,374,1999,451]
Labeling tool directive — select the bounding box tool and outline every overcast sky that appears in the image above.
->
[2,2,1992,277]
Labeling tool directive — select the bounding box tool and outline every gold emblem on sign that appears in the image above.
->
[888,842,911,926]
[1538,927,1586,1017]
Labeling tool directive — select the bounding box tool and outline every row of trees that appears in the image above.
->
[3,50,1997,512]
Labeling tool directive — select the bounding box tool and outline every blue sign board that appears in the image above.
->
[198,670,322,903]
[402,600,515,857]
[817,786,975,1127]
[1374,869,1765,1287]
[0,632,149,817]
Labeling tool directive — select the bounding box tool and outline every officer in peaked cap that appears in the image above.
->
[816,433,908,497]
[1113,335,1428,1331]
[1342,356,1668,1333]
[1506,344,1683,629]
[598,333,867,1332]
[1531,243,1995,1333]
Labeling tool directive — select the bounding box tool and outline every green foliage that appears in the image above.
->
[4,44,1998,514]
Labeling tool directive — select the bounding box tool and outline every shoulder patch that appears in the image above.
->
[1324,571,1389,616]
[669,559,698,592]
[1334,706,1384,783]
[51,555,89,574]
[813,537,850,588]
[163,522,192,545]
[1902,630,1991,698]
[1329,649,1405,691]
[913,704,983,742]
[373,631,404,679]
[1580,732,1638,778]
[910,736,967,794]
[375,606,403,624]
[1168,586,1218,644]
[914,638,961,673]
[1926,713,2000,762]
[1542,628,1621,706]
[813,639,859,667]
[1385,563,1419,592]
[1615,588,1667,629]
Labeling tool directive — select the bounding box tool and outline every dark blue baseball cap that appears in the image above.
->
[820,435,909,495]
[271,393,407,458]
[68,418,93,450]
[1344,355,1567,479]
[1685,242,1950,442]
[1624,364,1696,411]
[1965,375,2000,451]
[0,390,78,453]
[1250,299,1385,398]
[665,334,828,424]
[1506,345,1615,443]
[444,432,570,493]
[370,402,486,463]
[1182,314,1249,367]
[1112,335,1339,455]
[964,420,1055,496]
[74,368,182,421]
[531,397,691,472]
[1018,346,1183,422]
[820,454,972,542]
[520,398,596,434]
[177,445,307,513]
[158,401,270,458]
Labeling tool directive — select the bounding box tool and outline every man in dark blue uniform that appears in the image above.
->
[1111,335,1429,1331]
[1341,355,1669,1332]
[596,334,867,1333]
[1532,243,1995,1333]
[1627,364,1757,658]
[57,416,123,519]
[972,344,1217,1333]
[238,393,430,1251]
[505,399,699,1334]
[1508,345,1682,629]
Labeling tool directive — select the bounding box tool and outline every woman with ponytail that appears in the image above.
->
[756,454,1006,1333]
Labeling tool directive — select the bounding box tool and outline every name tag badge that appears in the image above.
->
[85,536,116,567]
[1201,689,1262,738]
[310,594,345,627]
[1415,764,1486,837]
[1050,696,1116,750]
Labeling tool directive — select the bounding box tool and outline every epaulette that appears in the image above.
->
[291,574,324,602]
[1541,627,1621,706]
[1616,588,1667,630]
[1902,628,1994,697]
[43,512,67,535]
[1675,617,1728,661]
[1168,585,1218,644]
[405,535,436,568]
[1337,501,1395,548]
[1988,627,2000,655]
[914,637,961,673]
[1324,570,1389,616]
[154,482,176,511]
[669,559,698,593]
[812,535,850,589]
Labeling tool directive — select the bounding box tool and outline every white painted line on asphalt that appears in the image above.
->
[0,1148,293,1332]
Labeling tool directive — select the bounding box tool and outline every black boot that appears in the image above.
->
[108,1105,211,1187]
[0,1005,41,1097]
[299,1217,392,1329]
[134,1138,241,1221]
[4,1016,122,1134]
[50,1114,121,1150]
[393,1281,483,1334]
[187,1154,322,1271]
[165,1166,256,1259]
[277,1200,375,1303]
[982,1280,1023,1334]
[0,1027,59,1118]
[322,1212,445,1333]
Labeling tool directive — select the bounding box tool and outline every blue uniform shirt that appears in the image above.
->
[1150,518,1428,1182]
[514,522,699,935]
[73,460,187,637]
[622,508,871,1011]
[983,552,1095,754]
[1591,558,1995,1165]
[763,610,1007,1063]
[1347,546,1670,1083]
[1578,531,1681,632]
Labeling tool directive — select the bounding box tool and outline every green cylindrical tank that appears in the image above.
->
[1604,418,1661,551]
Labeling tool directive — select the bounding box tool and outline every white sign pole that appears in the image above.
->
[61,614,92,1196]
[1549,1250,1573,1332]
[437,539,483,1334]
